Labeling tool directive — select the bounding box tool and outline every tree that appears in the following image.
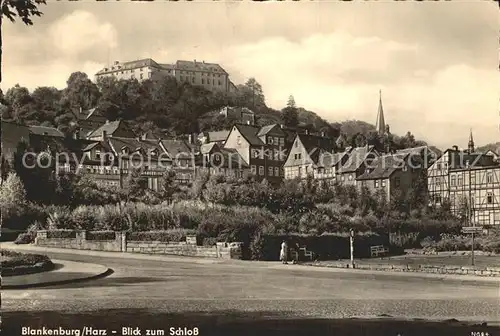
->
[159,170,178,202]
[281,95,299,128]
[235,78,266,111]
[1,0,46,82]
[62,72,100,111]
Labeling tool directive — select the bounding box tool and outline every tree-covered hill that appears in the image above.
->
[0,72,432,152]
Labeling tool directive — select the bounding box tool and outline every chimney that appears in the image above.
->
[305,129,309,135]
[188,134,192,144]
[321,131,326,137]
[102,130,107,140]
[73,129,80,140]
[79,106,82,114]
[246,120,251,125]
[105,120,110,124]
[114,61,119,65]
[452,145,459,151]
[280,124,285,129]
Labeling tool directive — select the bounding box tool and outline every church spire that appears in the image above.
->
[376,89,386,136]
[468,128,475,153]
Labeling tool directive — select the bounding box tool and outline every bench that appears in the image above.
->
[370,245,389,257]
[299,247,314,261]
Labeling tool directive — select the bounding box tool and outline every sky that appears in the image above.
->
[2,1,499,150]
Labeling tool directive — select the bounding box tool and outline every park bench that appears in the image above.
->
[370,245,389,257]
[299,246,314,261]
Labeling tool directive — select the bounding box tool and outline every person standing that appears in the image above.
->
[280,240,288,264]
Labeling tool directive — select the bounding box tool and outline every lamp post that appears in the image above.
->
[349,229,355,268]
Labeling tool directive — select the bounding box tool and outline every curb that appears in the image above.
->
[2,268,114,290]
[298,262,500,278]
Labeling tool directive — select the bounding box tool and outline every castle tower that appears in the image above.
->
[468,129,475,153]
[376,89,386,136]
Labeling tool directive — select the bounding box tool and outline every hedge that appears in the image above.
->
[86,231,116,241]
[1,249,52,268]
[250,232,391,261]
[127,229,197,242]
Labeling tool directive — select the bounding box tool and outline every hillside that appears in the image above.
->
[477,142,500,154]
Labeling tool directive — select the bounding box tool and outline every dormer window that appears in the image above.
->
[122,147,129,154]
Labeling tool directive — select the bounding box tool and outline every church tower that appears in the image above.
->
[468,129,475,153]
[376,89,386,136]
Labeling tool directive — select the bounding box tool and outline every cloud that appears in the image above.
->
[48,10,118,57]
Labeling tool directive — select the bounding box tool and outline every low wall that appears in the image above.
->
[35,231,240,259]
[302,261,500,277]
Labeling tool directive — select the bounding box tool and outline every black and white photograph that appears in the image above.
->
[1,1,499,335]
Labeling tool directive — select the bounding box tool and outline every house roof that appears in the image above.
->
[316,151,348,168]
[96,58,161,75]
[235,124,265,146]
[160,139,192,159]
[207,130,229,143]
[86,120,123,138]
[175,60,227,74]
[257,124,279,137]
[357,153,409,180]
[337,145,377,174]
[29,125,65,138]
[200,143,218,155]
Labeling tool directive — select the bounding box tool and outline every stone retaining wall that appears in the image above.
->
[35,231,239,259]
[303,261,500,277]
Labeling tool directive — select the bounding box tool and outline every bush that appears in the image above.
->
[86,231,116,241]
[202,237,218,247]
[128,229,197,242]
[14,232,35,244]
[1,249,51,268]
[71,206,98,231]
[46,207,74,230]
[46,230,77,239]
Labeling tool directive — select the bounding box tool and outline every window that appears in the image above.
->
[259,166,264,176]
[374,180,379,188]
[341,175,345,181]
[436,163,442,170]
[298,167,302,176]
[274,137,279,145]
[268,166,274,176]
[273,150,280,161]
[402,166,408,172]
[487,172,493,183]
[275,167,280,176]
[202,79,204,84]
[471,172,476,184]
[298,153,302,160]
[487,192,493,204]
[451,176,456,186]
[348,174,353,180]
[237,136,241,145]
[450,194,455,205]
[192,77,195,83]
[252,149,260,159]
[140,73,143,80]
[381,180,386,187]
[95,150,101,160]
[148,72,152,78]
[295,141,299,148]
[268,136,274,145]
[436,176,441,186]
[458,176,463,187]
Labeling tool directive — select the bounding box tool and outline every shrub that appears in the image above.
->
[46,207,74,230]
[202,237,218,247]
[1,249,51,268]
[71,206,98,231]
[46,230,77,239]
[86,231,116,241]
[128,229,197,242]
[14,232,35,244]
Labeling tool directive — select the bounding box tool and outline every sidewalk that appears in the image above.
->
[2,259,111,289]
[1,242,226,264]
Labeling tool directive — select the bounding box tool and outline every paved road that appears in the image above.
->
[3,249,500,324]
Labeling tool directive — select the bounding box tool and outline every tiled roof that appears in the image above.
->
[337,145,377,174]
[396,146,433,156]
[316,151,348,168]
[220,148,249,168]
[235,124,265,146]
[96,58,161,75]
[200,143,218,155]
[208,130,229,143]
[257,124,279,137]
[357,153,408,180]
[175,60,227,74]
[160,139,193,159]
[29,125,65,137]
[87,121,122,138]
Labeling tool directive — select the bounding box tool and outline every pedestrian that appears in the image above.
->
[280,240,288,264]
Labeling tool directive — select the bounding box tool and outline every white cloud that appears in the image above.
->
[48,10,118,56]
